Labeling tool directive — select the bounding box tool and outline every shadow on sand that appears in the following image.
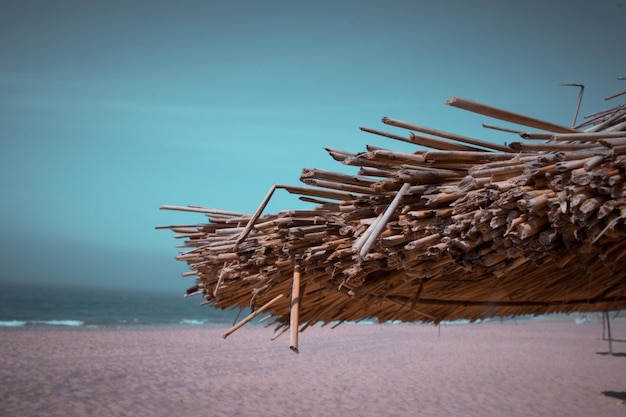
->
[602,391,626,404]
[596,351,626,357]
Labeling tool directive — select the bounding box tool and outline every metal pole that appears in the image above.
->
[604,311,613,355]
[560,83,584,128]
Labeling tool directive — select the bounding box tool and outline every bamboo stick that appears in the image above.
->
[343,156,399,171]
[409,133,481,151]
[280,184,365,201]
[160,205,251,217]
[584,155,606,171]
[600,137,626,147]
[482,123,525,134]
[508,142,591,152]
[357,183,410,257]
[289,264,302,353]
[611,145,626,156]
[234,185,277,249]
[301,168,378,188]
[365,149,427,165]
[359,126,414,145]
[605,89,626,101]
[468,164,526,178]
[606,119,626,132]
[588,109,626,132]
[221,294,286,339]
[550,131,626,141]
[301,177,378,195]
[324,147,355,162]
[352,211,384,250]
[358,166,399,178]
[518,132,554,140]
[382,117,512,152]
[445,97,578,133]
[423,150,515,163]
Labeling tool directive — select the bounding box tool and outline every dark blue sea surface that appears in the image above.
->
[0,283,242,329]
[1,283,591,330]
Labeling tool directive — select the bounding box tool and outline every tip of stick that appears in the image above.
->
[289,345,300,354]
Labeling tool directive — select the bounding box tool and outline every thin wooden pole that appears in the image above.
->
[445,97,577,133]
[159,205,250,217]
[382,117,512,152]
[352,211,385,253]
[289,264,302,353]
[234,185,277,249]
[359,183,410,257]
[605,89,626,101]
[221,294,285,339]
[551,131,626,141]
[359,126,414,145]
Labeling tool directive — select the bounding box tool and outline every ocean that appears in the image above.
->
[0,283,243,329]
[0,282,598,330]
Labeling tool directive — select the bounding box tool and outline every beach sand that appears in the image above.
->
[1,318,624,417]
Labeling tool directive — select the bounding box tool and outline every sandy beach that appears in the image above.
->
[1,318,624,417]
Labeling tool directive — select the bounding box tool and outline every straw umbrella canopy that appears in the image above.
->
[159,83,626,346]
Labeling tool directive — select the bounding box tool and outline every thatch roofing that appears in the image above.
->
[159,83,626,345]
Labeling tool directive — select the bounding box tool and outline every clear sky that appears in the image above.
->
[1,0,624,293]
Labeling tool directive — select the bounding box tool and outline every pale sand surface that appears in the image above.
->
[1,319,625,417]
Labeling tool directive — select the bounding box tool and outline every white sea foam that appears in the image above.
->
[0,320,27,327]
[179,319,206,326]
[32,320,85,327]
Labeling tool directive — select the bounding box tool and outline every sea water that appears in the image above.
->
[0,283,242,329]
[1,283,590,330]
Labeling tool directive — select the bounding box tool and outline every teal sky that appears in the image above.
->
[1,0,624,293]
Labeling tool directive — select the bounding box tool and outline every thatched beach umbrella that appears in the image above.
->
[158,82,626,351]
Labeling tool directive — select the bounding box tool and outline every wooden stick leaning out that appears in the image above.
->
[445,97,577,134]
[301,177,377,195]
[359,126,414,145]
[160,206,252,219]
[221,293,286,339]
[364,149,426,165]
[353,210,385,253]
[409,133,482,151]
[234,184,277,249]
[301,167,378,188]
[358,183,411,257]
[382,117,512,153]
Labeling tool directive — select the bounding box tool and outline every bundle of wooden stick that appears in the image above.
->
[159,83,626,347]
